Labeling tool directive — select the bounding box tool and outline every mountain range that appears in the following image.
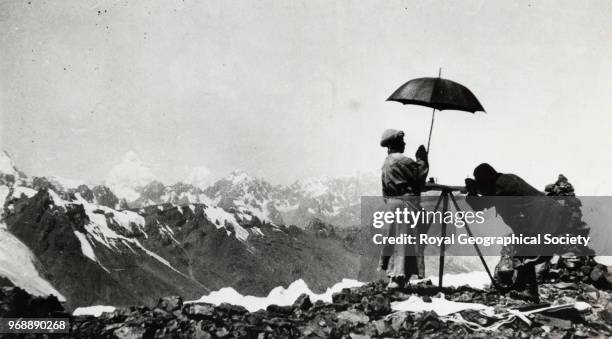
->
[48,151,382,229]
[0,150,379,310]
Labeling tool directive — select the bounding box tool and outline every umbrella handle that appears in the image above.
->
[427,108,436,153]
[427,67,441,154]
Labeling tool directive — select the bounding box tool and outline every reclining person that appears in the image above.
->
[378,129,429,289]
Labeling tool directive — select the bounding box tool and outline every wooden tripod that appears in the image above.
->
[422,185,498,289]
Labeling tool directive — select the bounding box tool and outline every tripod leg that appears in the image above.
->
[423,193,444,232]
[448,193,499,290]
[438,193,448,288]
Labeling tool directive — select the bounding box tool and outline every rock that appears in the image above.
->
[0,286,64,318]
[299,323,327,337]
[293,293,313,310]
[156,296,183,312]
[600,309,612,324]
[215,327,229,337]
[553,282,578,290]
[193,326,213,339]
[5,267,610,338]
[183,303,216,320]
[306,218,337,238]
[113,325,146,339]
[266,304,294,315]
[373,319,393,336]
[91,185,119,208]
[337,310,369,324]
[388,312,410,332]
[589,265,612,289]
[332,302,349,311]
[416,311,442,332]
[332,288,362,304]
[361,294,390,317]
[217,302,248,315]
[550,255,560,266]
[311,299,327,311]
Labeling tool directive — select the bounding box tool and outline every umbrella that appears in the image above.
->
[387,70,485,153]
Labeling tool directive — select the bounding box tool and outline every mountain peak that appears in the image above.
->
[228,169,252,184]
[0,150,26,179]
[106,151,156,201]
[188,166,213,189]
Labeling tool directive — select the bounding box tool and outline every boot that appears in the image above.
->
[510,263,539,302]
[387,276,406,290]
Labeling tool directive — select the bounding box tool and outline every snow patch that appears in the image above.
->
[0,185,9,211]
[299,178,329,197]
[422,271,491,290]
[0,151,19,177]
[74,231,98,262]
[203,205,249,241]
[73,305,116,317]
[0,227,65,301]
[391,295,492,316]
[229,170,252,184]
[12,186,37,199]
[188,273,491,313]
[188,278,364,312]
[73,193,145,234]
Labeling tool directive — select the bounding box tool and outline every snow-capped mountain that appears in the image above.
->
[120,168,380,229]
[0,151,27,181]
[99,151,380,229]
[122,169,380,229]
[203,170,285,226]
[106,151,156,202]
[129,181,209,209]
[187,165,214,190]
[276,173,380,228]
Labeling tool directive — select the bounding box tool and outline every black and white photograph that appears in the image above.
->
[1,1,612,338]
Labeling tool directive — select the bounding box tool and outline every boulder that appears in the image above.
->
[361,294,390,317]
[156,296,183,312]
[183,303,216,320]
[293,293,313,310]
[266,304,294,315]
[589,265,612,289]
[337,310,369,324]
[217,302,248,315]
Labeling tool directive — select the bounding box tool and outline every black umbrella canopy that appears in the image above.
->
[386,75,486,153]
[387,77,485,113]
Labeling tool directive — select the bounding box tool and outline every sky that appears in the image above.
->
[1,0,611,194]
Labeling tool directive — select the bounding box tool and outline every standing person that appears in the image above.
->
[465,163,563,301]
[378,129,429,289]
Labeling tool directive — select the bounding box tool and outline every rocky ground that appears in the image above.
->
[1,256,611,338]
